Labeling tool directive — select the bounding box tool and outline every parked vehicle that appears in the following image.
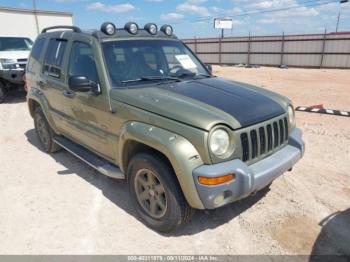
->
[26,23,305,232]
[0,36,32,103]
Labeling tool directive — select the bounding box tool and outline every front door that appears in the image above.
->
[60,38,116,161]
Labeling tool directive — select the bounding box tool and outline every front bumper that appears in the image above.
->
[193,128,305,209]
[0,68,25,84]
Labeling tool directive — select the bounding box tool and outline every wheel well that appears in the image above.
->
[122,140,173,174]
[28,99,40,118]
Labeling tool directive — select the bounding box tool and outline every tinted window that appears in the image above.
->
[102,40,208,87]
[30,38,46,60]
[0,37,32,51]
[68,42,99,84]
[43,38,67,79]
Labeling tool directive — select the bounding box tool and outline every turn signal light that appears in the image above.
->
[198,174,235,185]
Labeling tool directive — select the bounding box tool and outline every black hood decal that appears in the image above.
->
[165,77,285,127]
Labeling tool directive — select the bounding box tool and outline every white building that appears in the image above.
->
[0,6,73,41]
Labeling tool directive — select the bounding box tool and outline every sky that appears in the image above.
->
[1,0,349,38]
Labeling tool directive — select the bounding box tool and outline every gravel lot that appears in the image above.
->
[0,66,349,255]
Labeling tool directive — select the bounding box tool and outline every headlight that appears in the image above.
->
[0,58,16,64]
[209,128,230,156]
[0,59,17,70]
[288,105,295,127]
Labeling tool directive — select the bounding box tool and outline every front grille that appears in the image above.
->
[240,116,289,162]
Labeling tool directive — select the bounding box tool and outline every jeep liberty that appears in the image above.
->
[26,23,305,232]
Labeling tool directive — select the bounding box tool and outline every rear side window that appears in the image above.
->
[30,38,46,61]
[43,38,67,79]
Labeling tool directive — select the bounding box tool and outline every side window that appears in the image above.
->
[43,38,67,79]
[68,42,99,84]
[30,38,45,61]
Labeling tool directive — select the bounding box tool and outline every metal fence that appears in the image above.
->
[183,32,350,69]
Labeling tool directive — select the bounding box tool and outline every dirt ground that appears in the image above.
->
[0,66,349,255]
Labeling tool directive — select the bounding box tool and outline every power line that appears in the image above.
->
[173,0,339,25]
[231,0,338,18]
[237,0,329,16]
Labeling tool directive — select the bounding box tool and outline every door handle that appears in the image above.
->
[37,80,47,88]
[63,90,75,98]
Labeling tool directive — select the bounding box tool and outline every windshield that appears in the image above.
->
[0,37,33,51]
[102,39,209,87]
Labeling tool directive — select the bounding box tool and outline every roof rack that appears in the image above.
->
[41,25,82,34]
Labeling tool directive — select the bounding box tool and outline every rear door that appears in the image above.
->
[39,36,70,131]
[60,36,116,160]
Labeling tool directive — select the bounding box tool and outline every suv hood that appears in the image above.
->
[111,77,286,131]
[0,50,30,60]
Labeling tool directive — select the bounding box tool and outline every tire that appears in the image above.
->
[128,153,193,232]
[0,83,5,104]
[34,106,61,153]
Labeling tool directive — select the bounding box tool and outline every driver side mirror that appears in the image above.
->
[68,75,98,93]
[205,64,213,74]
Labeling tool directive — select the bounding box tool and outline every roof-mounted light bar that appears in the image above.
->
[101,22,116,35]
[99,22,174,36]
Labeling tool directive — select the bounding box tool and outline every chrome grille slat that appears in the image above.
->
[279,119,284,145]
[259,127,266,155]
[283,118,289,140]
[273,121,279,148]
[250,130,258,159]
[241,133,249,162]
[240,116,289,163]
[267,124,273,151]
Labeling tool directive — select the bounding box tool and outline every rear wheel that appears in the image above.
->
[0,82,5,103]
[128,153,193,232]
[34,106,60,153]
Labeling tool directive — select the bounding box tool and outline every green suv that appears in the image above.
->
[26,23,305,232]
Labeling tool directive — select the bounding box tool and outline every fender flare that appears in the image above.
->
[118,121,205,209]
[27,87,60,134]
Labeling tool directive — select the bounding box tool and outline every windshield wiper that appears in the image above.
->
[196,73,212,78]
[121,76,181,84]
[174,72,212,79]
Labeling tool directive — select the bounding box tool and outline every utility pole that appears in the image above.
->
[336,0,349,32]
[33,0,40,35]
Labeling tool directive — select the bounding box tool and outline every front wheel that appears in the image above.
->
[128,153,193,232]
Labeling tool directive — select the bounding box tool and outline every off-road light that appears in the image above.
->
[125,22,139,35]
[101,22,116,35]
[160,25,173,36]
[209,128,230,156]
[144,23,158,35]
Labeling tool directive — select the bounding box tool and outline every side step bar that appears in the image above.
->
[53,136,125,179]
